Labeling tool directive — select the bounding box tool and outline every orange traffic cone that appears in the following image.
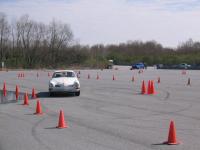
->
[112,75,116,81]
[158,77,160,83]
[57,110,68,128]
[151,80,156,94]
[187,78,191,86]
[3,82,6,97]
[88,74,90,79]
[16,85,19,101]
[164,121,180,145]
[141,80,146,94]
[34,100,43,115]
[32,88,37,99]
[96,74,100,80]
[23,93,29,105]
[147,80,151,95]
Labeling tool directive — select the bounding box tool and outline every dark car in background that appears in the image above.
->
[178,63,191,69]
[156,63,200,70]
[130,62,146,70]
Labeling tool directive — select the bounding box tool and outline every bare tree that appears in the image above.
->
[47,19,73,65]
[0,12,10,62]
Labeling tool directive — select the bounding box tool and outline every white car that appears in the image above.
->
[49,70,80,96]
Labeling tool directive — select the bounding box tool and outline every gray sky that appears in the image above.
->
[1,0,200,47]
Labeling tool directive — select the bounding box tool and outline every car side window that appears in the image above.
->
[56,74,62,77]
[53,73,62,78]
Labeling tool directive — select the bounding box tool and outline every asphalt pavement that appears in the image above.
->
[0,66,200,150]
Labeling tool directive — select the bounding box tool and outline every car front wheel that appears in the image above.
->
[49,92,54,97]
[75,91,80,96]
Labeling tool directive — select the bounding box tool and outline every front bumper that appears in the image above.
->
[49,86,80,93]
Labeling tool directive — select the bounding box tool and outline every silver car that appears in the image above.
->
[49,70,80,96]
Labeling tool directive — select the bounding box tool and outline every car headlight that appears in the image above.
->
[73,82,79,89]
[49,83,54,88]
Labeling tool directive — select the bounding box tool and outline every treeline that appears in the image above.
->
[0,13,76,68]
[1,12,200,69]
[104,39,200,65]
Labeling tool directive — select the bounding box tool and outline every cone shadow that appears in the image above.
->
[152,142,166,146]
[44,127,57,129]
[152,142,180,146]
[24,113,34,115]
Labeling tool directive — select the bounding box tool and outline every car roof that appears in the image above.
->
[54,70,75,73]
[132,63,144,65]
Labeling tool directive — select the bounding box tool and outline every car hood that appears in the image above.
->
[50,77,78,85]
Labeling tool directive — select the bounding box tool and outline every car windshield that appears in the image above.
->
[52,71,75,78]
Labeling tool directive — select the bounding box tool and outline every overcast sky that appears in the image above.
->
[1,0,200,47]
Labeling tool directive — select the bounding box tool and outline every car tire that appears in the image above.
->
[75,91,80,96]
[49,92,54,97]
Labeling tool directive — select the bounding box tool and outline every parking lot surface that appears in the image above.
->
[0,66,200,150]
